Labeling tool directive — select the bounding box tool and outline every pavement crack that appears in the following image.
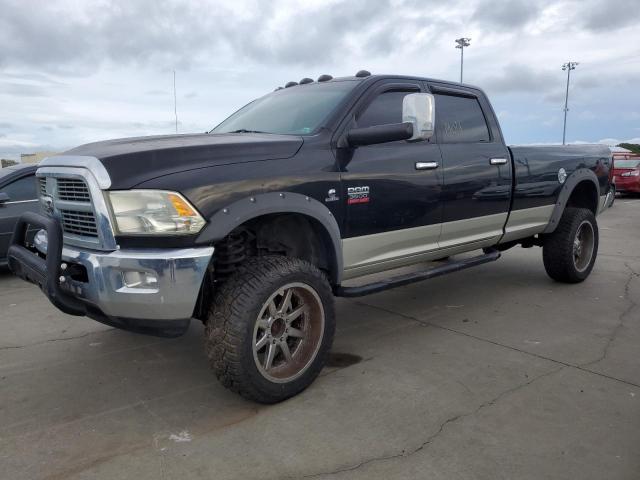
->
[301,366,563,479]
[354,300,640,390]
[0,330,112,351]
[581,264,638,368]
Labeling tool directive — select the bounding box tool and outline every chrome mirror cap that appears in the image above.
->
[402,93,435,142]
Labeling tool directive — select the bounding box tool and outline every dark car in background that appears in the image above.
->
[613,158,640,194]
[0,164,39,267]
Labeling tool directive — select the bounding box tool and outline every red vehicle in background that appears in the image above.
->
[613,155,640,194]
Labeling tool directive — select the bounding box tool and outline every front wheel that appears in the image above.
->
[205,255,335,403]
[542,207,599,283]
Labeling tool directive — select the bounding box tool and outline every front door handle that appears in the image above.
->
[490,158,508,166]
[415,162,439,170]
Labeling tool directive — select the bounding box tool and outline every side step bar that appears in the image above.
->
[334,249,501,298]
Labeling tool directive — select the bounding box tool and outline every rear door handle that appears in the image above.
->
[490,158,508,166]
[415,162,439,170]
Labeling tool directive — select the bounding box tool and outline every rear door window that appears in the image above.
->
[434,94,490,143]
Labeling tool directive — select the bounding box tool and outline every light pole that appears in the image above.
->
[561,61,578,145]
[455,38,471,83]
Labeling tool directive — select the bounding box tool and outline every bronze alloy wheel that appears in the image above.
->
[573,220,595,273]
[252,282,325,383]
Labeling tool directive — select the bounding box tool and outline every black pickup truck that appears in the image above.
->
[9,71,613,403]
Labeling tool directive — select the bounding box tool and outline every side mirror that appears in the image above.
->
[347,122,413,147]
[0,192,9,205]
[403,93,435,141]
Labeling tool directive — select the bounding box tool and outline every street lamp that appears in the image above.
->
[455,37,471,83]
[561,61,578,145]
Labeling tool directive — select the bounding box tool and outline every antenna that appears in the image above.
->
[173,70,178,134]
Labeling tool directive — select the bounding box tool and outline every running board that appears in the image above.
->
[335,249,501,298]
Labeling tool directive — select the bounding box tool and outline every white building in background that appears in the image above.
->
[20,151,58,164]
[609,146,632,154]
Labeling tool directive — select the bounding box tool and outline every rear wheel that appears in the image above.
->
[542,207,598,283]
[205,255,335,403]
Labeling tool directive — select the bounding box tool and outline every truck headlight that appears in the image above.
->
[106,190,206,235]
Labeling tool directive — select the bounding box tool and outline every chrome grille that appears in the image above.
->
[56,178,91,202]
[38,175,100,240]
[38,177,47,196]
[37,161,116,251]
[60,210,99,237]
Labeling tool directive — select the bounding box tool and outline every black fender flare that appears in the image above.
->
[196,192,343,283]
[543,168,600,234]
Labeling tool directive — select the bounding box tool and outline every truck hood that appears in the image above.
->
[63,132,304,189]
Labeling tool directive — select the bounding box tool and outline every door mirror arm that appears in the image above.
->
[346,122,414,147]
[0,192,10,206]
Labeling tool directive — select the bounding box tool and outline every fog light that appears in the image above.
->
[122,271,158,289]
[34,229,48,255]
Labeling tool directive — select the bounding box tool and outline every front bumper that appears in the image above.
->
[8,212,213,337]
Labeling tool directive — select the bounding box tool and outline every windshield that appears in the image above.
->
[615,159,640,168]
[212,80,357,135]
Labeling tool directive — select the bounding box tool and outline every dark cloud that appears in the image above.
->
[0,0,439,73]
[578,0,640,31]
[479,64,558,95]
[472,0,545,28]
[0,0,226,72]
[224,0,404,65]
[1,0,637,77]
[478,63,625,105]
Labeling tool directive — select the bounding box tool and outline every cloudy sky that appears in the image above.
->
[1,0,639,159]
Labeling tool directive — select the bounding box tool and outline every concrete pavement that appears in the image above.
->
[1,198,639,479]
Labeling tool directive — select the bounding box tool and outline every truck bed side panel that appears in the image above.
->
[502,144,611,242]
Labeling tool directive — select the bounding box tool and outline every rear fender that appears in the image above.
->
[543,168,600,234]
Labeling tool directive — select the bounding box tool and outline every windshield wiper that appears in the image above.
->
[228,129,269,134]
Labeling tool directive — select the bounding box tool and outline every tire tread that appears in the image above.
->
[204,255,334,403]
[542,207,598,283]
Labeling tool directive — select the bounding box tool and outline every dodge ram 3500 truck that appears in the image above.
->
[9,71,614,403]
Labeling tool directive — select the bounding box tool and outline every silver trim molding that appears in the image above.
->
[3,199,39,205]
[39,155,111,189]
[502,205,555,243]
